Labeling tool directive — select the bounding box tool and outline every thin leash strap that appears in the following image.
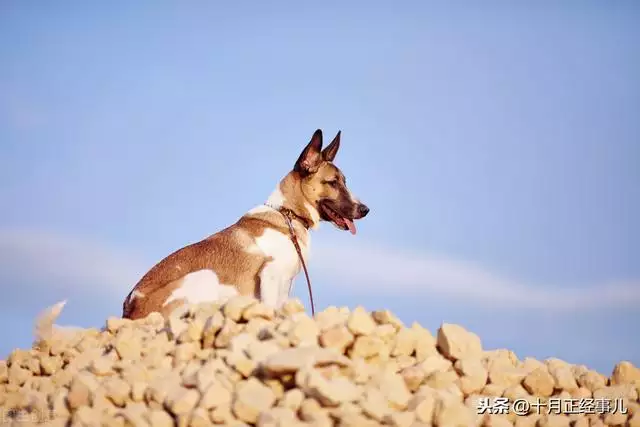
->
[283,214,316,317]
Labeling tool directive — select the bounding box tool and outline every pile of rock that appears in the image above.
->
[1,296,639,426]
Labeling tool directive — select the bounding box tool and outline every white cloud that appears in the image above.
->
[1,227,638,313]
[310,240,640,311]
[0,227,147,299]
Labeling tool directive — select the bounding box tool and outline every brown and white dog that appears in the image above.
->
[122,129,369,320]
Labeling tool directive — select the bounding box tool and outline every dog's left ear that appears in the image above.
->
[322,131,341,162]
[294,129,323,175]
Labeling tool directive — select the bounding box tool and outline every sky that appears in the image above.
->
[1,1,638,375]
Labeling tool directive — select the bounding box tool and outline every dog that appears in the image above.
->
[122,129,369,320]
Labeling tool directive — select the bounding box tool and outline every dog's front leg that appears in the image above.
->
[259,269,289,310]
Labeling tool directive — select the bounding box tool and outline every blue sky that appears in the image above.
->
[1,1,638,374]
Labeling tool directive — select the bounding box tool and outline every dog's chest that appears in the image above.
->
[254,228,309,278]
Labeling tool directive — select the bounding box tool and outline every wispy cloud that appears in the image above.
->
[0,227,146,301]
[1,227,638,313]
[311,240,640,311]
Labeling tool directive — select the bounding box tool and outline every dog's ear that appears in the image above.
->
[294,129,323,175]
[322,131,341,162]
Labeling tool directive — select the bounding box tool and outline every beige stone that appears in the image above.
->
[223,295,257,321]
[256,407,298,427]
[548,365,578,392]
[200,381,232,409]
[349,335,386,359]
[296,367,361,407]
[576,370,607,392]
[278,388,304,411]
[418,354,453,376]
[456,358,488,395]
[165,386,200,415]
[383,411,416,427]
[537,414,571,427]
[434,397,477,426]
[279,298,306,316]
[201,310,225,348]
[287,313,320,346]
[437,323,483,361]
[261,346,351,376]
[408,391,436,423]
[233,378,277,424]
[401,365,426,391]
[359,387,391,421]
[392,327,416,357]
[522,367,555,397]
[424,370,459,389]
[225,351,257,377]
[319,325,354,353]
[488,365,527,388]
[346,306,377,335]
[611,361,640,385]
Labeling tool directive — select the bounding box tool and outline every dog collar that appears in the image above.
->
[264,204,313,230]
[263,202,316,316]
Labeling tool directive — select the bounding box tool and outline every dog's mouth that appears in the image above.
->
[320,202,357,235]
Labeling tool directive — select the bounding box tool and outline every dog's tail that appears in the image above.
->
[33,300,83,346]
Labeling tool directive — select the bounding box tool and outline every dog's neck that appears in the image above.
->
[265,174,319,230]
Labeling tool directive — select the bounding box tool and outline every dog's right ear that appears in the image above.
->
[294,129,323,176]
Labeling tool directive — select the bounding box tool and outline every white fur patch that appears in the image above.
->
[254,228,309,308]
[164,270,238,306]
[246,205,273,215]
[266,185,286,208]
[126,290,145,306]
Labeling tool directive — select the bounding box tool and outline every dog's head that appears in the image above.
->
[293,129,369,234]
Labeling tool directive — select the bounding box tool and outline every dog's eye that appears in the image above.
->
[324,180,339,187]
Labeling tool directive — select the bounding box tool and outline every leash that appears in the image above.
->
[282,212,316,317]
[266,204,316,316]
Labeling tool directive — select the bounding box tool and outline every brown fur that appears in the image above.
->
[122,129,368,320]
[122,208,311,320]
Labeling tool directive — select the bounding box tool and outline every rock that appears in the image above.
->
[576,370,607,392]
[409,391,436,423]
[346,306,377,336]
[488,365,527,388]
[262,346,351,376]
[243,302,275,321]
[360,387,391,421]
[455,358,488,395]
[549,365,578,392]
[279,388,305,411]
[165,386,200,415]
[233,378,277,424]
[279,299,306,316]
[223,295,257,321]
[392,327,416,357]
[200,381,232,409]
[257,407,298,427]
[319,325,354,353]
[371,310,404,330]
[522,367,555,397]
[401,365,426,391]
[434,397,477,426]
[611,361,640,385]
[437,323,483,361]
[412,323,438,361]
[2,299,639,427]
[297,367,361,406]
[287,313,320,346]
[349,335,387,359]
[419,354,453,376]
[375,371,412,410]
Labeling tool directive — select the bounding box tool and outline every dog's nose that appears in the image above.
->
[358,204,370,217]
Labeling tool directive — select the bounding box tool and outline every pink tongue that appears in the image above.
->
[344,218,357,235]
